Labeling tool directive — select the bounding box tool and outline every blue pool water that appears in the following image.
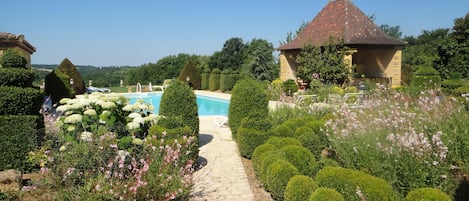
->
[125,93,229,116]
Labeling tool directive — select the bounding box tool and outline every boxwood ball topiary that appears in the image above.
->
[228,78,269,137]
[315,166,396,201]
[252,143,277,171]
[265,159,299,201]
[280,145,316,175]
[284,175,317,201]
[309,188,344,201]
[404,188,451,201]
[0,49,27,69]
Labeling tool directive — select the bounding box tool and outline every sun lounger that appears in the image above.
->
[214,116,228,127]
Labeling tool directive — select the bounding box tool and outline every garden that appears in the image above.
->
[228,77,469,201]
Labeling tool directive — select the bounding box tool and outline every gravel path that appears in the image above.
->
[190,116,254,201]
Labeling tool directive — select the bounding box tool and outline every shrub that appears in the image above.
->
[208,68,221,91]
[265,137,302,149]
[280,145,316,175]
[178,60,201,89]
[45,69,74,104]
[412,66,441,89]
[0,68,35,87]
[0,86,43,115]
[57,58,86,94]
[0,49,27,69]
[257,151,285,183]
[309,188,344,201]
[283,79,298,96]
[237,127,269,159]
[220,69,231,92]
[272,124,295,138]
[284,175,317,201]
[228,78,269,137]
[315,167,396,201]
[310,158,340,178]
[201,68,210,90]
[252,143,277,171]
[404,187,451,201]
[0,115,43,171]
[159,79,199,135]
[265,159,299,200]
[236,117,272,159]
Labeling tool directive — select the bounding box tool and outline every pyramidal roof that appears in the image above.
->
[278,0,406,50]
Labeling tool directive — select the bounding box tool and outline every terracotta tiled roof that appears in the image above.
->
[278,0,406,50]
[0,32,36,54]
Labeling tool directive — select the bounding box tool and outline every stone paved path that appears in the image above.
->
[190,116,254,201]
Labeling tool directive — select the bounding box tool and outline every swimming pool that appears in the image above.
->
[125,93,229,116]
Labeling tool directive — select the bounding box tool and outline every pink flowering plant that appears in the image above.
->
[325,89,468,197]
[27,93,196,200]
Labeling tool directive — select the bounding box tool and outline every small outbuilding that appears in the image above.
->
[0,32,36,68]
[278,0,407,87]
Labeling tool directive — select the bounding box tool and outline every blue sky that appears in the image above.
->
[1,0,467,66]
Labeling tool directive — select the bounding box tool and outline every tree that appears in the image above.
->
[280,21,309,45]
[0,49,27,69]
[296,41,352,85]
[435,12,469,79]
[379,24,403,39]
[57,58,86,94]
[241,39,277,81]
[209,37,246,71]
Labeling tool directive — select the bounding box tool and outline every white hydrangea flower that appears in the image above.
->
[56,105,70,112]
[147,114,159,121]
[122,104,134,112]
[128,112,141,119]
[80,131,93,142]
[127,121,140,130]
[69,102,85,110]
[64,114,83,124]
[59,98,71,104]
[84,109,97,116]
[101,101,116,109]
[59,145,67,152]
[138,103,148,110]
[133,116,145,124]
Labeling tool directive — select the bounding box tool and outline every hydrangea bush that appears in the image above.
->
[28,93,196,200]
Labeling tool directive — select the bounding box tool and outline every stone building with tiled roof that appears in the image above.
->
[0,32,36,68]
[278,0,407,87]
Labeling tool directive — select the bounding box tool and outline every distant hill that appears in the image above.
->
[32,64,137,87]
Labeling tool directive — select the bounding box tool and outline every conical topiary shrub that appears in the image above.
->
[178,60,201,89]
[57,58,86,94]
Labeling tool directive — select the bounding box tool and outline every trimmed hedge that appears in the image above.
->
[201,69,210,90]
[266,159,299,200]
[45,69,74,104]
[284,175,317,201]
[57,58,86,94]
[178,60,201,90]
[0,68,35,87]
[283,79,298,96]
[257,151,285,183]
[309,188,344,201]
[310,158,340,178]
[316,167,396,201]
[252,143,277,171]
[228,78,269,137]
[412,66,441,89]
[265,137,302,149]
[208,68,221,91]
[279,145,316,175]
[237,126,269,159]
[0,115,44,170]
[159,80,199,135]
[0,49,27,69]
[0,86,43,115]
[404,188,451,201]
[220,69,231,92]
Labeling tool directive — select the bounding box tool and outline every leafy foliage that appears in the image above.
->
[404,188,451,201]
[296,42,352,85]
[57,58,86,94]
[265,159,299,200]
[159,80,199,135]
[228,78,269,137]
[284,175,317,201]
[0,49,27,69]
[0,68,35,87]
[45,69,74,104]
[0,86,43,115]
[178,60,201,89]
[236,117,272,158]
[316,167,396,201]
[241,39,277,81]
[208,37,246,71]
[0,115,43,171]
[200,68,210,90]
[208,68,221,91]
[309,188,344,201]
